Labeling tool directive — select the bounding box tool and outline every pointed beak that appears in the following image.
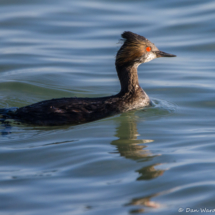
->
[155,51,176,58]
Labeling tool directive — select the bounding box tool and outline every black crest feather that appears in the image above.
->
[121,31,146,42]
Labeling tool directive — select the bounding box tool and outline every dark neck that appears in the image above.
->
[115,63,140,95]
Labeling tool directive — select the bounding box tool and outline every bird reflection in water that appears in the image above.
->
[126,193,161,213]
[111,112,165,212]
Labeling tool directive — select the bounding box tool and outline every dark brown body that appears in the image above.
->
[12,87,150,126]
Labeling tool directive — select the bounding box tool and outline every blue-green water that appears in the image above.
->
[0,0,215,214]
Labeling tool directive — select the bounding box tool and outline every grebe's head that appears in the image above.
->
[116,31,176,67]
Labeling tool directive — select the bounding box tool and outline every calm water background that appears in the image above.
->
[0,0,215,214]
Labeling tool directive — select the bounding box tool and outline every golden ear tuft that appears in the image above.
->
[116,32,149,65]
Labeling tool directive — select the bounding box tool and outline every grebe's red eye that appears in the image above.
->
[146,47,151,52]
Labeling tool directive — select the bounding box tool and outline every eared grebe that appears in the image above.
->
[1,31,176,126]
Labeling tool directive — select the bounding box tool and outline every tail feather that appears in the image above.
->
[0,107,18,121]
[0,107,18,114]
[0,108,17,136]
[0,108,9,114]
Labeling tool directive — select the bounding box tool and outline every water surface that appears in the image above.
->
[0,0,215,214]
